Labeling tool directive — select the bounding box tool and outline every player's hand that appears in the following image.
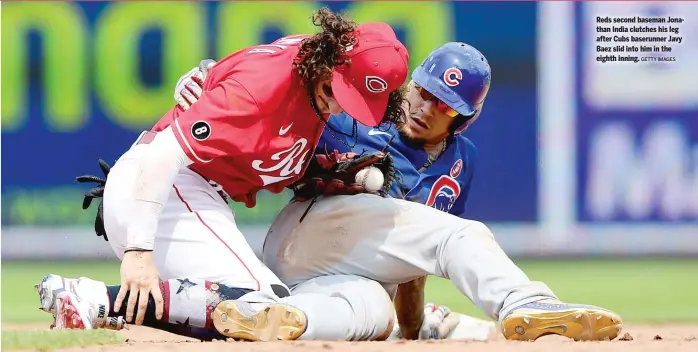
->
[174,59,216,110]
[419,303,456,339]
[114,250,164,325]
[388,303,455,340]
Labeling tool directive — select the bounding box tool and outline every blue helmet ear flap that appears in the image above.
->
[452,105,483,135]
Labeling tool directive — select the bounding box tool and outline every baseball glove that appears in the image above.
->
[290,149,396,201]
[76,159,112,241]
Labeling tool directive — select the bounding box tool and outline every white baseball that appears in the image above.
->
[355,166,384,192]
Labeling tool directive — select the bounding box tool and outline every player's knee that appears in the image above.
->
[294,275,395,341]
[456,220,495,240]
[358,280,395,341]
[471,220,495,239]
[438,220,497,261]
[335,277,395,341]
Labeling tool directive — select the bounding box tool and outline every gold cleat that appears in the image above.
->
[501,300,623,341]
[212,300,307,341]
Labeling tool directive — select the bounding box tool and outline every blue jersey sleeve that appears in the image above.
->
[448,138,477,219]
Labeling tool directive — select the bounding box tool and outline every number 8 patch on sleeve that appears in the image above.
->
[191,121,211,141]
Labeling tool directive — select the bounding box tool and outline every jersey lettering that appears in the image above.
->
[251,138,311,186]
[275,37,306,45]
[247,37,306,55]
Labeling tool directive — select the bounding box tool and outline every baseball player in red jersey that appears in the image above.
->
[36,8,409,341]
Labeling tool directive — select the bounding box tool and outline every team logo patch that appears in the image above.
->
[426,175,462,212]
[365,76,388,93]
[191,120,211,141]
[450,159,463,178]
[443,67,463,87]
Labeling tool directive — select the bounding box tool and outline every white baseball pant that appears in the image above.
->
[102,142,394,341]
[262,194,558,337]
[102,142,286,295]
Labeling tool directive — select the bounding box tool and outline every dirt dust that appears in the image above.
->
[5,323,698,352]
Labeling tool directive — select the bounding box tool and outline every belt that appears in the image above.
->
[132,130,230,204]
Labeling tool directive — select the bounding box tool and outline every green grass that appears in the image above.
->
[1,329,123,351]
[426,258,698,323]
[3,259,697,326]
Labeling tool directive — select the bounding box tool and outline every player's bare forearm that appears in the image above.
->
[394,275,427,340]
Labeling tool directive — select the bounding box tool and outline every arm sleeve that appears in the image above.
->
[169,77,261,163]
[126,126,193,250]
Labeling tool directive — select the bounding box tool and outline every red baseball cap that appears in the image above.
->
[331,22,409,127]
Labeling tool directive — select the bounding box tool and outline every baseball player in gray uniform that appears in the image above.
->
[179,42,623,342]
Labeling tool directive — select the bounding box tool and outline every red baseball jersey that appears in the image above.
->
[152,23,408,208]
[152,35,322,207]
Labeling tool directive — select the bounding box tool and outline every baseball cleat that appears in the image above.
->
[36,274,125,330]
[501,299,622,341]
[212,300,307,341]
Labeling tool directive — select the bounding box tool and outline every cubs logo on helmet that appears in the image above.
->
[443,67,463,87]
[411,42,491,135]
[426,175,461,212]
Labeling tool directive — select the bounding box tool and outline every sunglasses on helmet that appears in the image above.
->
[414,84,460,118]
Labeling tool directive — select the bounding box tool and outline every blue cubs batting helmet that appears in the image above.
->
[412,42,491,135]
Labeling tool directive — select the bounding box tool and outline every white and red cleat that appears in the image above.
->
[36,274,125,330]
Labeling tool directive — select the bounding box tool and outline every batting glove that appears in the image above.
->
[387,302,456,340]
[174,59,216,110]
[419,303,454,339]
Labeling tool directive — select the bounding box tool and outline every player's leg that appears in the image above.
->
[404,212,622,342]
[263,194,622,341]
[36,143,298,339]
[212,274,396,341]
[36,274,253,339]
[103,144,292,329]
[102,144,286,294]
[264,194,552,314]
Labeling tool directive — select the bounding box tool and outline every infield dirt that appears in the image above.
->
[5,323,698,352]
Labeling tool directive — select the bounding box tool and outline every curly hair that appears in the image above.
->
[294,7,406,127]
